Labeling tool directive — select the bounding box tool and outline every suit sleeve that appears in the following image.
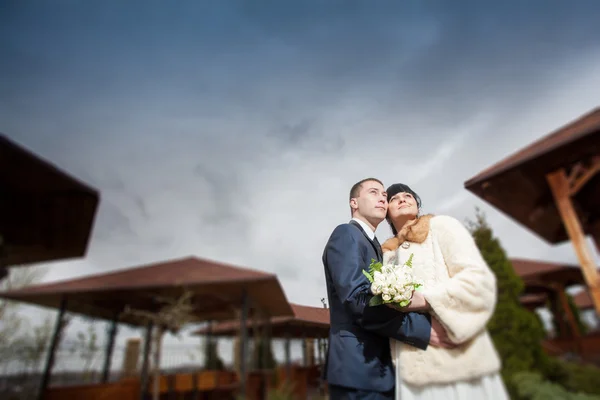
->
[325,224,431,349]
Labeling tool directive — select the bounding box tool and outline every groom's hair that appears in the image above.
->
[349,178,384,201]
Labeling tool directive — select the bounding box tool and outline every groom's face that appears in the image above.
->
[352,180,388,221]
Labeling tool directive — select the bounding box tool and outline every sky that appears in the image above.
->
[2,1,600,369]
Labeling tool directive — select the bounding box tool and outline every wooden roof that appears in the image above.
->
[193,303,330,339]
[1,134,99,266]
[519,289,593,311]
[464,108,600,244]
[0,256,294,327]
[574,289,593,310]
[512,258,599,311]
[511,258,599,292]
[520,293,547,310]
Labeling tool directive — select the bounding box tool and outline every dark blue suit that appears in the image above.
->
[322,220,432,399]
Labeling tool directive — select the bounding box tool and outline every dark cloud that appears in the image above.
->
[1,1,600,354]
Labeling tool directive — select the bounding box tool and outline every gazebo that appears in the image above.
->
[193,303,330,399]
[464,108,600,314]
[0,134,99,273]
[511,258,600,361]
[0,256,294,400]
[194,303,330,368]
[511,258,597,337]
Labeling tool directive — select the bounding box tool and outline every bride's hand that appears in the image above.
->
[386,291,430,312]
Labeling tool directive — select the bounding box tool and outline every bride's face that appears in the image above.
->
[387,192,418,222]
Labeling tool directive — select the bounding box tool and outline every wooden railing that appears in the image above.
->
[44,377,140,400]
[542,331,600,362]
[42,365,324,400]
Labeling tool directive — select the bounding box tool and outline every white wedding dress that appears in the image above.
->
[394,354,510,400]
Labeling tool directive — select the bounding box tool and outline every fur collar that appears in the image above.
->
[381,214,434,253]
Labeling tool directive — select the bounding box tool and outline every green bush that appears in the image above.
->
[513,371,600,400]
[546,359,600,396]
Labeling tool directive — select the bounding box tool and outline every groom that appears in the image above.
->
[322,178,452,399]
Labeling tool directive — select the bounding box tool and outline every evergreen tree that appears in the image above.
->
[203,336,225,370]
[251,336,277,370]
[466,208,549,397]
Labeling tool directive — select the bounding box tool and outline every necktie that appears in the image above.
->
[373,236,383,261]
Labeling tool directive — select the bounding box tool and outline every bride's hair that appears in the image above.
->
[385,183,422,235]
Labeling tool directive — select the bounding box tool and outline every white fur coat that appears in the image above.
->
[382,215,502,386]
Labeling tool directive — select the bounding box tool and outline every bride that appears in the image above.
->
[381,183,509,400]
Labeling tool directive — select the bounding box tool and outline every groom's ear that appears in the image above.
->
[349,198,358,211]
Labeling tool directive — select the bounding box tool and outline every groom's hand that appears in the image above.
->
[429,317,457,349]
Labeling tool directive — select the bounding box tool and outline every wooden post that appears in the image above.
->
[549,291,569,338]
[553,283,582,354]
[547,169,600,315]
[239,290,249,399]
[121,338,141,378]
[38,296,68,400]
[301,333,307,367]
[284,329,291,383]
[102,312,120,383]
[139,322,153,400]
[593,234,600,254]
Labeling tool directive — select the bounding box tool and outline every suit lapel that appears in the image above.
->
[349,220,383,261]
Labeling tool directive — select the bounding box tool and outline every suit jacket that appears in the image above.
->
[322,220,432,392]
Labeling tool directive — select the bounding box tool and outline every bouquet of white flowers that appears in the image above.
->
[362,253,423,307]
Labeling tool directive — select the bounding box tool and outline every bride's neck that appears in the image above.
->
[394,216,417,234]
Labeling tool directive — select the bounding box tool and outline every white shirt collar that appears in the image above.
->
[351,217,376,240]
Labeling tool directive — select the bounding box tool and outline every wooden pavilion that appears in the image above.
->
[512,258,596,333]
[193,303,330,399]
[510,258,600,362]
[464,108,600,315]
[0,256,294,400]
[0,134,99,274]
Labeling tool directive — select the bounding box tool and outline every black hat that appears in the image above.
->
[386,183,422,209]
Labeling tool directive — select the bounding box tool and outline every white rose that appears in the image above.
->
[382,293,391,301]
[371,283,381,295]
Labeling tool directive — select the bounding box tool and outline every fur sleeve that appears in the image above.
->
[383,250,397,266]
[422,215,497,344]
